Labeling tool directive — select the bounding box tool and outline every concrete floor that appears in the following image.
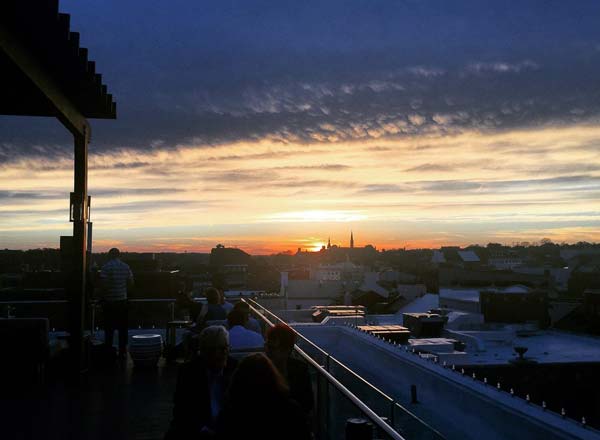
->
[1,357,179,440]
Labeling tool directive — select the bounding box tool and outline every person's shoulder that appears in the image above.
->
[101,259,115,269]
[117,259,131,269]
[228,324,242,334]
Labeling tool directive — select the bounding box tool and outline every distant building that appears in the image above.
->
[488,254,524,270]
[210,244,251,289]
[440,285,530,312]
[396,284,427,301]
[209,244,251,267]
[222,264,248,289]
[457,250,480,264]
[378,270,417,284]
[431,250,446,265]
[480,288,549,327]
[439,287,482,313]
[431,247,481,269]
[313,260,362,282]
[282,278,346,309]
[282,259,400,310]
[560,248,600,263]
[439,266,546,288]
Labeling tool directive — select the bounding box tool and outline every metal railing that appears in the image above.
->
[244,298,445,440]
[242,298,407,440]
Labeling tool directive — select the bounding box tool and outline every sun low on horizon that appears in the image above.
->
[2,0,600,254]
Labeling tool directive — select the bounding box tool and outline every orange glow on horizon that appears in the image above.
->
[2,123,600,252]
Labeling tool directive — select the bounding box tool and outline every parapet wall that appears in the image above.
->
[295,324,597,440]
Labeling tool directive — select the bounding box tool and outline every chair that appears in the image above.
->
[0,318,49,385]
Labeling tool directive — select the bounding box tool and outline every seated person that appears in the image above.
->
[218,289,234,314]
[265,324,314,414]
[216,353,311,440]
[227,309,264,350]
[176,288,203,322]
[165,326,237,439]
[232,301,262,334]
[183,287,226,356]
[196,287,227,325]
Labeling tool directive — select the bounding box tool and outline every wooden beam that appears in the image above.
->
[0,22,90,140]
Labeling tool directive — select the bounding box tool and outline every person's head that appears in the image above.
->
[198,325,229,371]
[217,289,226,305]
[265,324,296,366]
[205,287,221,305]
[227,309,248,328]
[226,353,288,405]
[108,248,120,259]
[233,301,251,317]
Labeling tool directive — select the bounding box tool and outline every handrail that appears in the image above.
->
[245,298,329,358]
[247,299,396,402]
[246,299,395,399]
[242,299,406,440]
[328,340,444,436]
[246,298,444,439]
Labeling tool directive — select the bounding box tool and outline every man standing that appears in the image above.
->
[100,248,133,358]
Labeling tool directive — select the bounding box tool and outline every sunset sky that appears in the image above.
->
[2,0,600,254]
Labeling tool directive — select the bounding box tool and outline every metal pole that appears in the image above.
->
[69,128,88,375]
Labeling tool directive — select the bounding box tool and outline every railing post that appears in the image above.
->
[390,400,395,428]
[90,301,96,338]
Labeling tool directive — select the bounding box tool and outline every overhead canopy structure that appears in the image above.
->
[1,0,116,373]
[0,0,116,134]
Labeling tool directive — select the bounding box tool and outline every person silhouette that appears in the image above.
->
[216,353,311,440]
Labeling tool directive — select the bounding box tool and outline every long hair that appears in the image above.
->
[226,353,289,406]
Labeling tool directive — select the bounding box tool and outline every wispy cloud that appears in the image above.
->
[465,60,539,75]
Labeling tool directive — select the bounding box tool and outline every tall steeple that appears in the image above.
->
[350,230,354,248]
[327,237,331,249]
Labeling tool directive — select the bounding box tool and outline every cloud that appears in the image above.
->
[3,0,600,163]
[271,164,350,171]
[265,210,367,223]
[94,199,209,213]
[0,190,65,200]
[465,60,539,75]
[404,163,455,172]
[358,184,407,194]
[92,188,186,197]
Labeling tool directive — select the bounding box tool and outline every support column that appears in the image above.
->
[69,127,89,374]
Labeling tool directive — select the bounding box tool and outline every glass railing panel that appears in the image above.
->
[392,403,445,440]
[327,356,393,422]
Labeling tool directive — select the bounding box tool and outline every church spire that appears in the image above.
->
[327,236,331,249]
[350,230,354,248]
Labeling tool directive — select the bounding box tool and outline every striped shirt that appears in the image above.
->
[100,258,133,301]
